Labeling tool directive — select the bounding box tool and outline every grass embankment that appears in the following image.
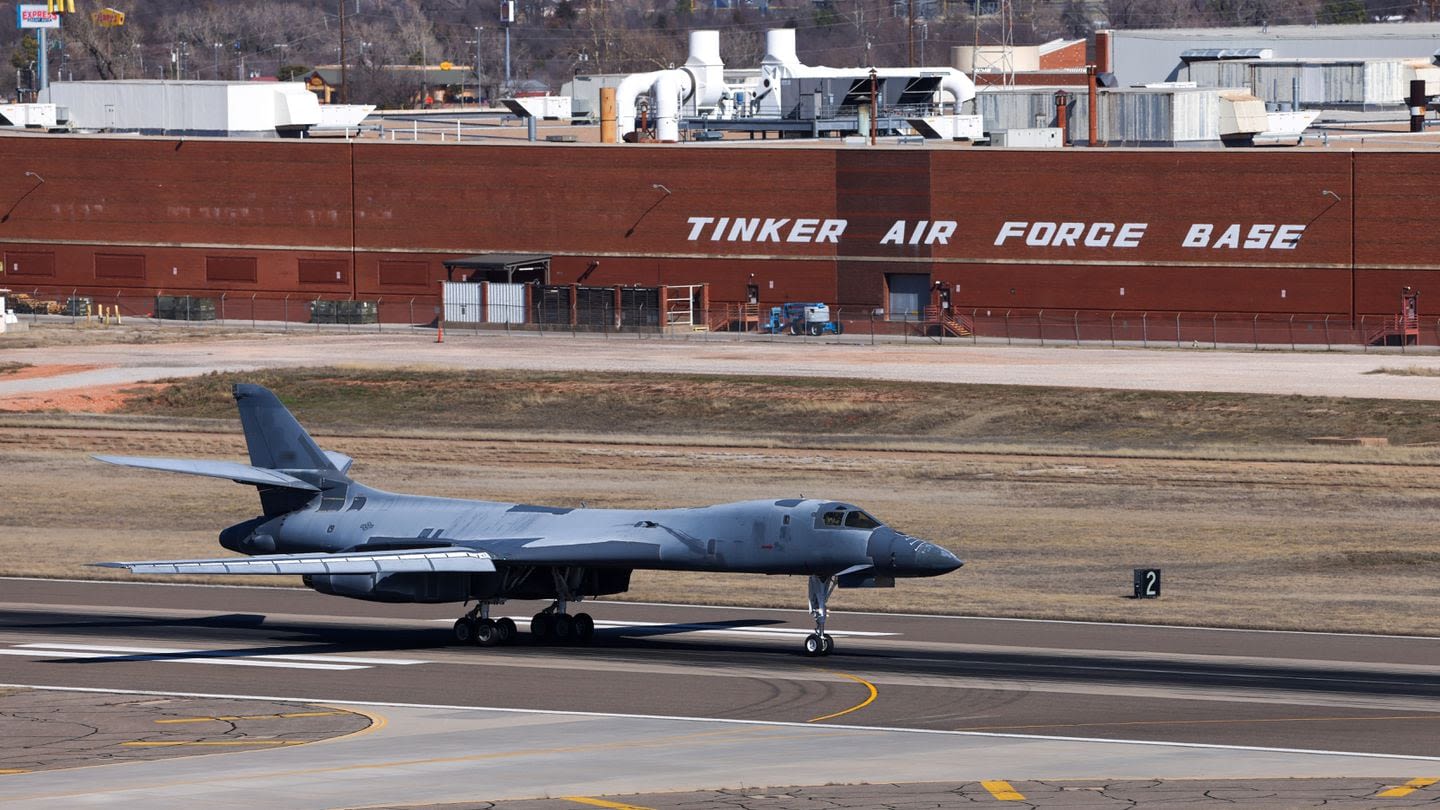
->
[116,368,1440,450]
[5,367,1440,633]
[0,363,30,376]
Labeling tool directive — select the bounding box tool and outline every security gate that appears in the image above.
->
[487,282,526,324]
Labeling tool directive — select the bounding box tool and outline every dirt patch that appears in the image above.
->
[0,363,100,382]
[97,368,1440,450]
[0,382,164,413]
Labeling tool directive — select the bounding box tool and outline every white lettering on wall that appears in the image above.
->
[997,221,1147,249]
[1182,223,1306,250]
[686,217,1305,250]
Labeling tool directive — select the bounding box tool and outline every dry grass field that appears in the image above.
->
[2,368,1439,635]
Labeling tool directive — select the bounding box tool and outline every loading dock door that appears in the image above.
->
[886,273,931,321]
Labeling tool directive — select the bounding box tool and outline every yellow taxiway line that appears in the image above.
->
[981,780,1026,801]
[563,797,656,810]
[807,673,878,723]
[1377,777,1438,798]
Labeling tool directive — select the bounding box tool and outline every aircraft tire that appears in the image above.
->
[453,618,475,645]
[821,634,834,655]
[530,613,553,642]
[573,612,595,643]
[496,617,518,645]
[474,619,499,647]
[551,613,575,642]
[803,633,824,656]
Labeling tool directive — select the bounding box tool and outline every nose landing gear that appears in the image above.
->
[805,574,837,656]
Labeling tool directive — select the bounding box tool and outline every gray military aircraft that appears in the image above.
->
[95,384,962,655]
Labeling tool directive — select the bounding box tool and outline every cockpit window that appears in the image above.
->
[844,510,880,529]
[822,510,845,527]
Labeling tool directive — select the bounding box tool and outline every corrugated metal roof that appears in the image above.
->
[443,254,550,269]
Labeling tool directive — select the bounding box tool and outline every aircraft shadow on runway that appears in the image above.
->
[11,608,1440,700]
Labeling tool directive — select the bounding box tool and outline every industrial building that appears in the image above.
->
[1,25,1438,345]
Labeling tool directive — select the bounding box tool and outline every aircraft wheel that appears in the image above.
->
[474,618,499,647]
[496,617,518,645]
[452,618,475,645]
[573,612,595,643]
[803,633,824,657]
[821,634,834,655]
[530,613,553,643]
[551,613,575,642]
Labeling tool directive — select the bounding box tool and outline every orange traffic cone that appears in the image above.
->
[435,322,444,343]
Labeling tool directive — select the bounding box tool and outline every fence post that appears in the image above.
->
[1109,312,1115,347]
[1004,310,1012,345]
[314,297,322,332]
[1289,315,1295,351]
[1175,313,1181,347]
[1212,314,1217,349]
[1073,311,1080,345]
[1252,314,1259,350]
[1037,310,1044,346]
[220,292,226,325]
[1323,315,1331,350]
[376,297,384,333]
[971,308,978,345]
[251,293,257,330]
[1141,312,1148,348]
[409,297,415,327]
[71,289,77,324]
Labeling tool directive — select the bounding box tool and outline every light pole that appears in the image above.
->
[470,26,483,105]
[213,42,221,79]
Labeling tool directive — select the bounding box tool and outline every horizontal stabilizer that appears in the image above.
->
[93,455,321,492]
[322,450,354,475]
[96,548,496,576]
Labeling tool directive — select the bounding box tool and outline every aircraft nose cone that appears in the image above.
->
[915,541,964,574]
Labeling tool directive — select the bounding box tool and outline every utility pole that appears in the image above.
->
[907,0,915,67]
[338,0,347,103]
[474,26,483,105]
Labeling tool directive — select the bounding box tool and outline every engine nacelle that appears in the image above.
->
[302,572,476,603]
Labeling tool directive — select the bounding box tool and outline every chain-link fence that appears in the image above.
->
[7,287,1437,351]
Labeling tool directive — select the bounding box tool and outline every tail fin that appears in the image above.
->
[234,384,338,473]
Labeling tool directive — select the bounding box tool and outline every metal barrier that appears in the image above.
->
[8,287,1440,351]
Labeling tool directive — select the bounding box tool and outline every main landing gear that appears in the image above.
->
[452,602,519,647]
[528,568,595,645]
[530,608,595,644]
[805,574,837,656]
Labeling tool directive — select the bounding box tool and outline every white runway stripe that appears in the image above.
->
[6,642,431,671]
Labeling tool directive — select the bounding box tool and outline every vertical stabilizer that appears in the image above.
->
[233,384,339,473]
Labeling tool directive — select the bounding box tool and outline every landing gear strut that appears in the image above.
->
[529,568,595,645]
[452,601,518,647]
[805,574,836,656]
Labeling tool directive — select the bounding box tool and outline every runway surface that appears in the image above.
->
[0,578,1437,807]
[4,331,1440,401]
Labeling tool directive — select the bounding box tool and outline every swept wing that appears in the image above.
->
[96,548,495,576]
